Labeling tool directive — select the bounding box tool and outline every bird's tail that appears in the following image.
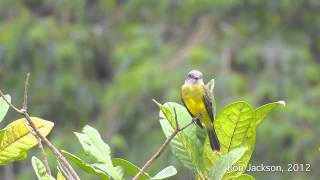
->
[207,129,220,152]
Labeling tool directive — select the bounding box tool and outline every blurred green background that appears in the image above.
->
[0,0,319,179]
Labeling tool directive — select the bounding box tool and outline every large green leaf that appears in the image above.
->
[215,102,254,153]
[74,125,112,163]
[151,165,177,180]
[31,156,55,180]
[255,101,286,126]
[209,147,247,180]
[158,102,204,177]
[0,117,54,165]
[0,95,11,123]
[74,125,124,179]
[62,150,109,179]
[204,102,255,178]
[112,158,151,179]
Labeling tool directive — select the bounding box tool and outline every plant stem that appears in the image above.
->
[132,107,200,180]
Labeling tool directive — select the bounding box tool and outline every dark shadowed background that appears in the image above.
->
[0,0,320,179]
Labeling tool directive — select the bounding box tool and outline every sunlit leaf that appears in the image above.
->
[255,101,286,126]
[0,95,11,123]
[151,165,177,179]
[31,156,55,180]
[209,147,247,180]
[0,117,54,165]
[204,102,255,178]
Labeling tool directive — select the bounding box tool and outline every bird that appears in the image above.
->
[181,70,220,152]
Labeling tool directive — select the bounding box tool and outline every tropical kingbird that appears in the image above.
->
[181,70,220,151]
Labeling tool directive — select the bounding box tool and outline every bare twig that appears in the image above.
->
[0,75,80,180]
[21,73,51,176]
[22,73,30,111]
[132,108,201,180]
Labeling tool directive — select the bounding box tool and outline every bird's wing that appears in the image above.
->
[181,97,204,128]
[203,86,214,123]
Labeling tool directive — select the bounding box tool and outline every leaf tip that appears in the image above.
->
[152,99,162,107]
[277,100,286,107]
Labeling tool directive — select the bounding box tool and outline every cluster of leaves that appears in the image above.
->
[61,125,177,180]
[0,94,177,179]
[155,80,285,180]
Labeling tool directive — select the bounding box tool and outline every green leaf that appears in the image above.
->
[74,125,124,179]
[31,156,55,180]
[93,163,124,180]
[112,158,151,179]
[158,102,204,176]
[0,95,11,123]
[151,166,177,179]
[209,147,247,180]
[74,125,112,163]
[255,101,286,126]
[215,102,254,153]
[234,174,255,180]
[0,117,54,165]
[61,150,109,179]
[205,102,255,178]
[203,137,220,172]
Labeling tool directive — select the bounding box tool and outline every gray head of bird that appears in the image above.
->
[185,70,204,84]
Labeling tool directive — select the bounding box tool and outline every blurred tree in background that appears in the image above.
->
[0,0,319,179]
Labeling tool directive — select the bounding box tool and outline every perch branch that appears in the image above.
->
[132,108,201,180]
[0,74,80,180]
[21,73,51,176]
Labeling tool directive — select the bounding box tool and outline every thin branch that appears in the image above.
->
[22,73,51,176]
[0,77,80,180]
[23,73,30,111]
[132,110,201,180]
[21,73,51,176]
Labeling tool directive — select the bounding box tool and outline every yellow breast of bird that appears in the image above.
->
[181,83,212,128]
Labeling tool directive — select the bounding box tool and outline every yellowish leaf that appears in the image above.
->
[0,117,54,165]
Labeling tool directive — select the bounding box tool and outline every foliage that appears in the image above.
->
[63,125,177,179]
[156,79,285,179]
